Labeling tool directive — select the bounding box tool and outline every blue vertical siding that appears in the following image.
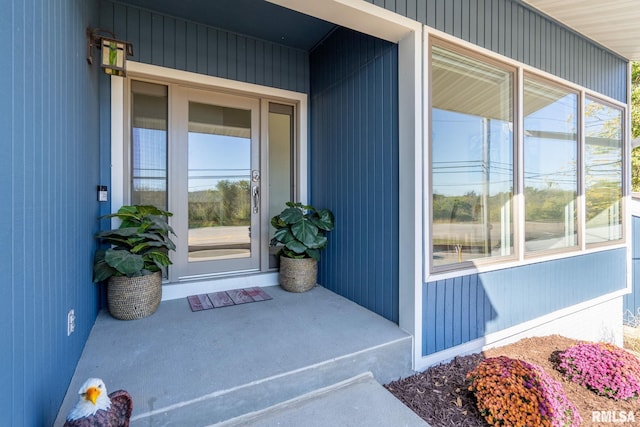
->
[624,216,640,321]
[0,0,101,425]
[423,249,627,355]
[100,0,309,93]
[310,28,399,323]
[367,0,628,102]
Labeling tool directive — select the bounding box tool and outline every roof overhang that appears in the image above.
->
[522,0,640,60]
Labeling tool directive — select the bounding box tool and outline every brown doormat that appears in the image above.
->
[187,287,272,312]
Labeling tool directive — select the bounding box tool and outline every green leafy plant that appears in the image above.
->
[93,205,176,282]
[270,202,335,260]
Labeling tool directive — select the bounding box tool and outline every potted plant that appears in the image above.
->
[270,202,335,292]
[93,205,176,320]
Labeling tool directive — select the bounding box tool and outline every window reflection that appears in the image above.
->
[584,98,623,244]
[431,45,514,268]
[523,77,578,252]
[131,81,168,209]
[187,102,252,262]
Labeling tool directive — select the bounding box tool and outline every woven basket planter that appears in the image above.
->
[107,271,162,320]
[279,256,317,292]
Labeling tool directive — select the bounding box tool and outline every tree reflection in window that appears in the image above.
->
[431,44,515,269]
[523,76,578,253]
[584,98,623,244]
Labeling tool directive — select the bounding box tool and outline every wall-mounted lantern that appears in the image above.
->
[86,28,133,77]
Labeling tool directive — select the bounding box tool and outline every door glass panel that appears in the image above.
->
[188,102,252,262]
[268,104,294,268]
[131,81,168,209]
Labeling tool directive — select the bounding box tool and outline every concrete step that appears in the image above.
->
[130,336,412,426]
[214,372,430,427]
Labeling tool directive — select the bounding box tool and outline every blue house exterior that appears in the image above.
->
[2,0,636,424]
[625,201,640,324]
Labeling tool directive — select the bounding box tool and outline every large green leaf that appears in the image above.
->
[145,214,176,235]
[310,209,335,231]
[305,248,320,261]
[93,261,118,282]
[279,207,304,224]
[291,220,318,245]
[131,233,175,253]
[285,239,307,254]
[306,234,327,249]
[271,216,287,229]
[145,251,172,269]
[273,228,295,244]
[93,251,118,282]
[104,249,144,276]
[95,227,140,239]
[281,247,307,259]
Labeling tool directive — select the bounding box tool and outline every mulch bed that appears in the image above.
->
[385,353,487,426]
[385,335,640,427]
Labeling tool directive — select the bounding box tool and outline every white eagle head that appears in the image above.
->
[66,377,112,420]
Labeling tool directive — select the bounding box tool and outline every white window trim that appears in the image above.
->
[424,27,629,283]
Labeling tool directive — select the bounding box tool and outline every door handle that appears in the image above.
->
[252,185,259,214]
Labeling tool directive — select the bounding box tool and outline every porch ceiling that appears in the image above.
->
[116,0,336,51]
[523,0,640,60]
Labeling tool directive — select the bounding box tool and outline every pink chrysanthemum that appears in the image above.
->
[554,342,640,401]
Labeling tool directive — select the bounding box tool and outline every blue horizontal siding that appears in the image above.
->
[310,28,399,322]
[100,0,309,93]
[624,216,640,320]
[0,0,101,425]
[367,0,628,102]
[423,249,627,355]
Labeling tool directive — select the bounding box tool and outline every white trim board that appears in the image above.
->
[267,0,421,43]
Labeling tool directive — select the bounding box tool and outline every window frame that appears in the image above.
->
[522,72,581,257]
[426,37,627,278]
[428,38,519,273]
[583,95,626,248]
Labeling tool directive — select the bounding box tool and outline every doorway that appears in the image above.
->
[124,71,300,283]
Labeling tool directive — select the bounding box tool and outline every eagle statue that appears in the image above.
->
[64,378,132,427]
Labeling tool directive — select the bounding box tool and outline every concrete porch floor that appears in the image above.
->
[55,285,428,426]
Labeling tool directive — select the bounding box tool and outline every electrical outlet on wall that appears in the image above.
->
[67,309,75,336]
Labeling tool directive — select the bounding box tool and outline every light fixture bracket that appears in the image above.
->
[87,28,134,77]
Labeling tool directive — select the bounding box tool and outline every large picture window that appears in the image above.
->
[429,40,626,274]
[431,44,515,269]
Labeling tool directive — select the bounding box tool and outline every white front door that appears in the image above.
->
[171,88,261,279]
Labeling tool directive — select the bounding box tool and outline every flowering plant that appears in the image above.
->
[554,342,640,400]
[467,356,581,427]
